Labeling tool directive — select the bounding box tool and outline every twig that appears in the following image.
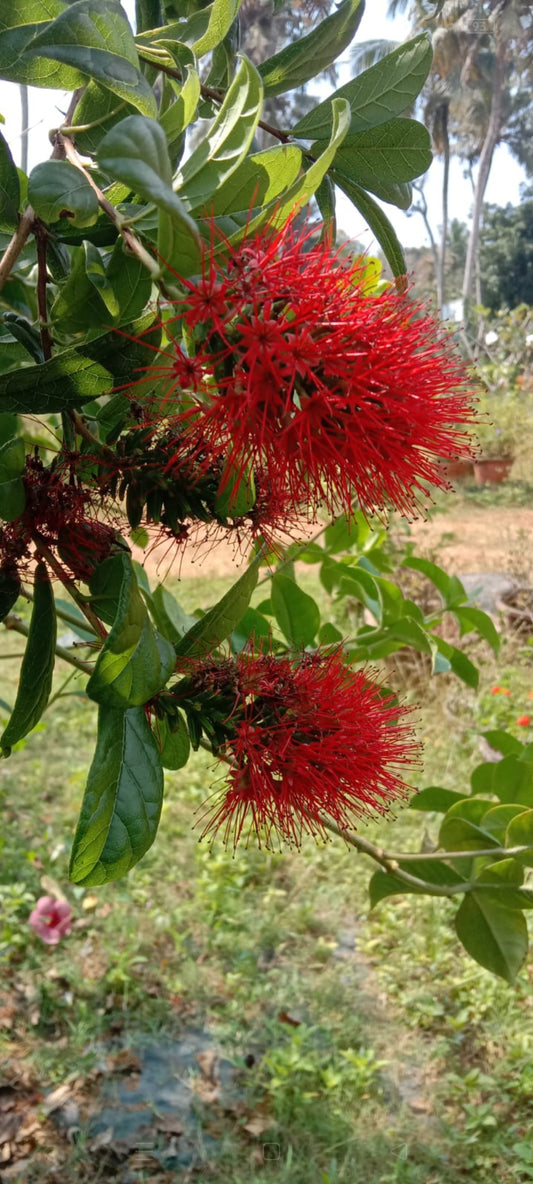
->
[34,220,53,360]
[20,582,98,636]
[58,134,163,283]
[3,615,93,674]
[31,535,107,640]
[0,88,84,293]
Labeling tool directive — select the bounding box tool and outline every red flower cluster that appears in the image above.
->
[193,649,419,849]
[144,221,475,524]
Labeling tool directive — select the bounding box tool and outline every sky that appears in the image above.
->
[0,0,526,254]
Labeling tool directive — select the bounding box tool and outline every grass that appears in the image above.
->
[2,544,533,1182]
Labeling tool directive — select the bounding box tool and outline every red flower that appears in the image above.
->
[147,220,475,520]
[490,685,511,695]
[29,896,72,945]
[517,715,531,727]
[194,650,419,849]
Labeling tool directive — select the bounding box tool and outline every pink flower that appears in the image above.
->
[28,896,72,945]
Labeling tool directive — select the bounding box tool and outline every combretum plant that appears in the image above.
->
[1,0,532,983]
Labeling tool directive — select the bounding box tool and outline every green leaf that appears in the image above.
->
[175,54,263,212]
[433,638,479,689]
[28,161,99,228]
[87,553,175,709]
[471,755,533,807]
[231,606,271,653]
[175,557,259,658]
[206,144,302,217]
[3,312,44,363]
[106,238,153,322]
[453,605,500,653]
[70,82,134,155]
[30,0,157,117]
[69,704,164,885]
[403,556,466,609]
[455,891,528,983]
[142,0,240,59]
[332,172,406,279]
[439,810,499,853]
[147,583,196,644]
[474,858,533,910]
[482,730,522,757]
[271,573,320,648]
[1,562,56,756]
[0,131,20,231]
[370,858,464,906]
[292,33,432,140]
[324,513,359,554]
[97,114,201,277]
[506,810,533,867]
[259,0,364,97]
[89,551,129,625]
[159,710,190,770]
[0,436,25,521]
[482,804,529,844]
[0,567,21,622]
[409,785,466,813]
[159,64,201,143]
[334,118,432,204]
[0,313,161,413]
[51,241,116,332]
[0,0,86,88]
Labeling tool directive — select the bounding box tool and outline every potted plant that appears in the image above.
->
[473,389,521,484]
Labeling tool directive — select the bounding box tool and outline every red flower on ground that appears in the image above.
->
[490,685,511,695]
[29,896,72,945]
[142,220,476,521]
[517,715,531,727]
[191,649,419,849]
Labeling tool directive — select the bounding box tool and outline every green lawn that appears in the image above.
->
[2,561,533,1184]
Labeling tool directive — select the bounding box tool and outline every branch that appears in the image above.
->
[0,88,84,293]
[21,582,98,636]
[34,220,53,361]
[3,615,93,674]
[31,535,107,640]
[58,134,164,284]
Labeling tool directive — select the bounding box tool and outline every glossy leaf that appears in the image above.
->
[97,114,201,277]
[0,436,25,521]
[455,891,528,983]
[259,0,364,97]
[31,0,157,117]
[175,54,263,212]
[28,161,99,228]
[0,0,86,88]
[89,551,130,625]
[292,33,432,140]
[0,313,160,413]
[147,584,196,644]
[207,144,302,217]
[69,705,164,885]
[474,858,533,910]
[71,83,135,155]
[159,710,190,770]
[271,574,320,648]
[87,553,175,709]
[0,131,20,231]
[409,785,467,813]
[506,809,533,867]
[1,563,56,756]
[175,557,259,658]
[159,64,201,143]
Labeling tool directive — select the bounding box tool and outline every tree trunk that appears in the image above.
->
[437,102,450,313]
[462,40,506,316]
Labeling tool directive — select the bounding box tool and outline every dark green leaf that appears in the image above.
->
[333,171,406,279]
[28,161,99,227]
[1,562,56,756]
[231,606,271,653]
[3,313,44,363]
[474,858,533,910]
[271,573,320,648]
[175,54,263,212]
[69,704,164,884]
[87,553,175,708]
[473,755,533,807]
[71,82,135,155]
[159,710,190,770]
[159,64,200,143]
[506,809,533,867]
[0,0,86,88]
[147,583,196,644]
[455,892,528,983]
[0,130,20,231]
[0,436,25,521]
[403,556,466,608]
[90,551,130,625]
[31,0,157,117]
[334,118,432,205]
[292,33,432,140]
[453,605,500,653]
[409,785,467,813]
[434,639,479,689]
[482,730,522,757]
[259,0,364,97]
[175,557,259,658]
[0,567,21,621]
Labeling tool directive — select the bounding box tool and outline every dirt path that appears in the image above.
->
[135,505,533,583]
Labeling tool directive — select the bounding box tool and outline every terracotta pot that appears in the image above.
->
[439,458,475,482]
[473,457,514,486]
